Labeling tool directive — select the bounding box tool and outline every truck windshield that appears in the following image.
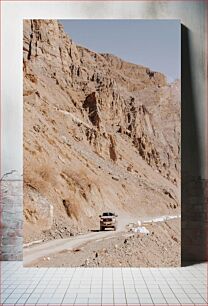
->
[103,212,114,216]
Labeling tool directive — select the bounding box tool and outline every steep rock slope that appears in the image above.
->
[23,20,180,242]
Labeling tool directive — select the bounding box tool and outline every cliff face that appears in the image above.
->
[23,20,180,242]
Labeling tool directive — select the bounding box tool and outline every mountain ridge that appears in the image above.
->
[23,19,180,243]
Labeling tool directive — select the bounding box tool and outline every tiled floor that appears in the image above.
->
[0,262,207,305]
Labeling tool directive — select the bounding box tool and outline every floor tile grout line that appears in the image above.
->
[139,268,154,305]
[172,268,207,302]
[25,267,60,304]
[166,270,189,302]
[0,262,207,305]
[121,268,128,305]
[130,266,141,304]
[60,264,77,304]
[149,267,172,304]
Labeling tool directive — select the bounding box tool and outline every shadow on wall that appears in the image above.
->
[181,25,207,265]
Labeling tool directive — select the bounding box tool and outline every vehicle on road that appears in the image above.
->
[99,212,118,231]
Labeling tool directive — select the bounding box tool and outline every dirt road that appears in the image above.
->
[23,230,120,266]
[24,212,131,266]
[23,215,180,267]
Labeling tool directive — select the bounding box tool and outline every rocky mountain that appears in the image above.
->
[23,20,180,243]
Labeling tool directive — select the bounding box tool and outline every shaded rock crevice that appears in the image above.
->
[109,134,117,162]
[83,92,101,129]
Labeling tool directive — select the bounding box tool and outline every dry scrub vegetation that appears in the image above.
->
[24,161,57,193]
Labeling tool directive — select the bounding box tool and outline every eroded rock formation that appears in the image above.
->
[23,20,180,242]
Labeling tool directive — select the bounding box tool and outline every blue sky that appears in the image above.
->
[60,20,180,83]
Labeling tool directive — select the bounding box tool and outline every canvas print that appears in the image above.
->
[23,19,181,267]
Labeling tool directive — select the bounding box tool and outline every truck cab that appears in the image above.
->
[99,212,118,231]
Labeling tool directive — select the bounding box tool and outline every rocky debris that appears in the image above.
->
[171,235,179,243]
[131,226,149,234]
[23,19,180,244]
[34,219,180,267]
[72,247,82,252]
[24,187,53,230]
[127,164,133,172]
[126,221,150,234]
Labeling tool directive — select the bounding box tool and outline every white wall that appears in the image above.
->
[1,1,207,179]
